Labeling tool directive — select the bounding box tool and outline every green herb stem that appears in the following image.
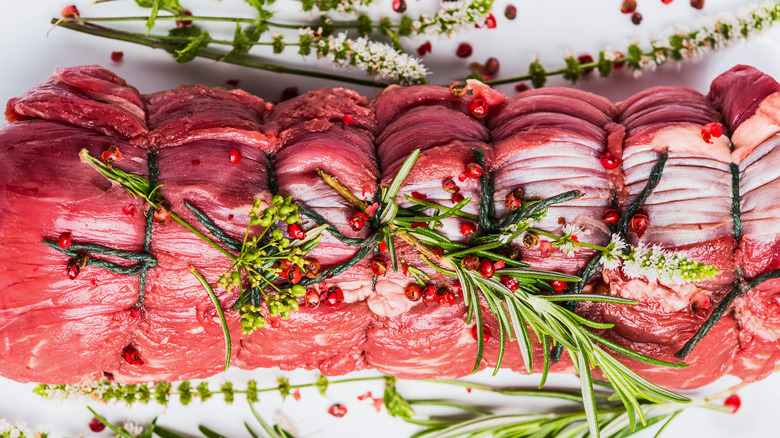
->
[52,20,388,88]
[528,228,605,252]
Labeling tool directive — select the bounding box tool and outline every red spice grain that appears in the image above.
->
[621,0,637,13]
[328,404,348,417]
[504,4,517,20]
[111,51,124,63]
[61,5,79,18]
[456,43,473,58]
[417,41,432,56]
[89,418,106,432]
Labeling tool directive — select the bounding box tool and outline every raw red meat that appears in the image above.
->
[0,65,779,391]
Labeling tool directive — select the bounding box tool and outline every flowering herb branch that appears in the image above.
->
[34,368,771,438]
[54,0,498,86]
[53,21,390,87]
[486,1,780,88]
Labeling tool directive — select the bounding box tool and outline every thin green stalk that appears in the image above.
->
[529,228,605,252]
[52,20,388,88]
[190,268,232,372]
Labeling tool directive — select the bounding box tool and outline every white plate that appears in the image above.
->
[1,1,780,437]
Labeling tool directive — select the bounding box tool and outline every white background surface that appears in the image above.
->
[1,1,780,437]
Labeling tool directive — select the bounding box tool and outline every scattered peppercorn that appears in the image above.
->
[724,394,741,413]
[599,151,621,169]
[464,162,484,178]
[471,324,491,342]
[484,57,500,75]
[288,223,306,240]
[111,51,124,63]
[229,149,242,164]
[153,200,172,223]
[371,257,388,276]
[690,0,704,9]
[328,403,348,417]
[392,0,406,13]
[175,9,193,27]
[405,284,422,301]
[483,13,497,29]
[551,280,566,292]
[417,41,432,56]
[325,286,344,305]
[348,212,369,231]
[61,5,79,18]
[460,221,477,238]
[58,232,72,249]
[631,12,643,25]
[226,79,240,87]
[468,98,489,118]
[421,285,438,304]
[505,188,524,211]
[456,43,473,58]
[504,4,517,20]
[305,288,320,308]
[89,418,106,433]
[602,209,620,224]
[621,0,637,13]
[122,345,145,365]
[442,177,459,193]
[578,54,595,75]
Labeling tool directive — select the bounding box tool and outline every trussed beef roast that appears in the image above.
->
[1,65,779,389]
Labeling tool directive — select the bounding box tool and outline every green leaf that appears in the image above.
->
[277,376,291,400]
[169,25,202,39]
[247,380,260,404]
[197,381,212,400]
[145,0,161,33]
[382,149,421,204]
[152,425,189,438]
[178,381,192,406]
[384,377,415,419]
[357,14,372,36]
[562,56,581,83]
[575,342,600,438]
[597,50,613,77]
[198,426,225,438]
[398,15,414,37]
[528,60,547,88]
[272,34,285,54]
[300,0,316,11]
[174,31,211,63]
[221,382,235,404]
[315,374,329,395]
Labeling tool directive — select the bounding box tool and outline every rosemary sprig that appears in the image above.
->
[317,156,705,438]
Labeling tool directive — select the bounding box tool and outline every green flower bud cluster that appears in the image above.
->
[240,304,267,334]
[266,285,304,319]
[218,196,306,294]
[251,195,301,228]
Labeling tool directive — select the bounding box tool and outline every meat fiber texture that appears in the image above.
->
[1,65,779,390]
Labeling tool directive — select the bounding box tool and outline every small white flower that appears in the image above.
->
[121,422,144,438]
[599,234,627,270]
